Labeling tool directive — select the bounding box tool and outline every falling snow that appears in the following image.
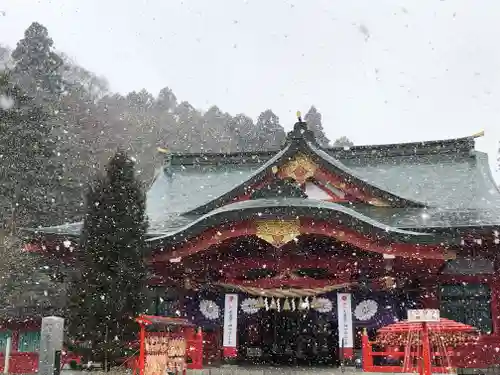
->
[0,8,498,373]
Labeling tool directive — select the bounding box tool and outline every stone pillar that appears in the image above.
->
[4,336,11,374]
[38,316,64,375]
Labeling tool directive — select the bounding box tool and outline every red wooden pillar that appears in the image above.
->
[361,328,373,371]
[491,277,500,334]
[193,328,203,369]
[138,324,146,375]
[491,257,500,335]
[185,327,203,370]
[421,323,432,375]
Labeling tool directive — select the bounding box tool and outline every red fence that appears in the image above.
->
[0,353,38,374]
[362,331,500,371]
[0,352,83,374]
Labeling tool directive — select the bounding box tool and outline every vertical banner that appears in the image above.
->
[223,294,238,358]
[337,293,354,359]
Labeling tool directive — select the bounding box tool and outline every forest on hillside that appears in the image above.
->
[0,22,353,227]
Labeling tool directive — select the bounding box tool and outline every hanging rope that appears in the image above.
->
[216,282,355,297]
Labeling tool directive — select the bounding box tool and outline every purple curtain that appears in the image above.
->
[180,290,419,331]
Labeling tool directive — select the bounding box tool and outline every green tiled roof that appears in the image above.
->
[146,163,262,225]
[30,163,263,236]
[147,143,500,232]
[26,133,500,239]
[339,151,500,210]
[143,149,500,229]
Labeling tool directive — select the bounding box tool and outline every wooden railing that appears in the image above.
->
[361,332,456,373]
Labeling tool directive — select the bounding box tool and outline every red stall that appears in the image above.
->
[135,315,203,375]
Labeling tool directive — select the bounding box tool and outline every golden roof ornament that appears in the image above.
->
[296,110,302,122]
[472,130,484,138]
[157,147,170,154]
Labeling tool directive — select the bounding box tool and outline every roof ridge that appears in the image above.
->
[326,136,475,159]
[163,136,475,166]
[169,150,277,166]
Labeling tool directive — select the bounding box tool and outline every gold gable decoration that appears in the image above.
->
[278,153,392,207]
[255,219,301,248]
[279,153,317,184]
[472,130,484,138]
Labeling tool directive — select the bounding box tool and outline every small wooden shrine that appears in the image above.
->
[134,315,203,375]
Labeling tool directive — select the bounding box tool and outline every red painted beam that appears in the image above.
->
[152,218,453,262]
[151,221,257,262]
[300,218,453,260]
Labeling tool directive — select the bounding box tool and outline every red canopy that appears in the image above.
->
[135,314,195,328]
[378,318,476,334]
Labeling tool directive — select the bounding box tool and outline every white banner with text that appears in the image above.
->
[223,294,238,357]
[337,293,354,358]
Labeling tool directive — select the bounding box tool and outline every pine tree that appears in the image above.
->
[332,136,354,148]
[0,73,66,319]
[67,151,148,364]
[0,73,66,228]
[155,86,177,112]
[10,22,63,98]
[304,106,330,147]
[255,109,286,150]
[228,113,255,152]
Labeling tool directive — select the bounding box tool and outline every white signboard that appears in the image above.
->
[223,294,238,348]
[337,293,353,349]
[407,309,440,322]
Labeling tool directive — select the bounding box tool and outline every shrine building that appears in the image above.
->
[22,116,500,368]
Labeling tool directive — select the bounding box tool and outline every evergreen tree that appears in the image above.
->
[0,73,66,228]
[255,109,286,150]
[67,151,148,363]
[155,87,177,112]
[228,113,255,151]
[304,106,330,147]
[10,22,63,98]
[332,136,354,148]
[0,73,66,317]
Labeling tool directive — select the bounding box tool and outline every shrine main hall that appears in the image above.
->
[26,117,500,367]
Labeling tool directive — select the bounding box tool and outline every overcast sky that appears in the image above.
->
[1,0,500,179]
